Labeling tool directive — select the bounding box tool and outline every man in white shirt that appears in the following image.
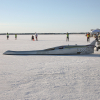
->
[35,32,38,41]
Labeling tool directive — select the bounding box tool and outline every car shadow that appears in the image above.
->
[8,53,100,57]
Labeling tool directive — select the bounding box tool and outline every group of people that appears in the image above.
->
[67,32,99,42]
[31,32,38,41]
[87,32,99,42]
[7,32,38,41]
[7,32,99,42]
[7,33,17,40]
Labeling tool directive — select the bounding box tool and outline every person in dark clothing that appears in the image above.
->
[32,35,34,41]
[95,33,99,42]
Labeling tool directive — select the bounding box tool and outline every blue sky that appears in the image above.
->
[0,0,100,33]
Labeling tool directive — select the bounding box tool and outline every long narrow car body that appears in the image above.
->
[3,40,96,55]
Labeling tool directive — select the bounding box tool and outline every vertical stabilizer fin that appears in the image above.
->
[89,40,96,46]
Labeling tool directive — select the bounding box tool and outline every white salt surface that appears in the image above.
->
[0,34,100,100]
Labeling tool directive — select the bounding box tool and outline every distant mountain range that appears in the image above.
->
[0,33,86,35]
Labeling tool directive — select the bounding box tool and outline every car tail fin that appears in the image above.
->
[89,40,96,46]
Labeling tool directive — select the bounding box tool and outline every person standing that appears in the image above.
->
[87,33,89,42]
[66,32,69,41]
[35,32,38,41]
[95,32,99,42]
[88,33,90,42]
[15,34,17,40]
[7,32,9,40]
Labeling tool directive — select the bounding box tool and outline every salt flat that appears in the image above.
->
[0,34,100,100]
